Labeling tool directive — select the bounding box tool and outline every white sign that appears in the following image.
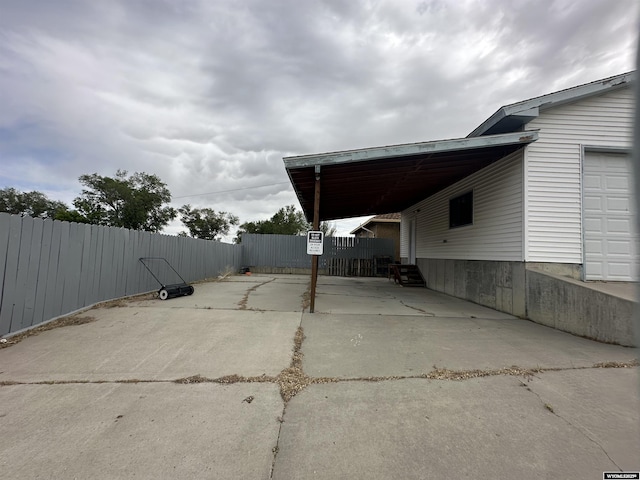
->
[307,231,324,255]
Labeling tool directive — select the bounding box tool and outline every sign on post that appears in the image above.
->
[306,231,324,255]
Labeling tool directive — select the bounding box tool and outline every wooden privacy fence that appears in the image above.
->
[325,257,392,277]
[0,213,242,337]
[241,234,395,276]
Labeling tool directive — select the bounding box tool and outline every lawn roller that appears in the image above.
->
[139,257,195,300]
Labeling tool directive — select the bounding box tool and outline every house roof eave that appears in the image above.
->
[284,131,538,222]
[468,71,635,138]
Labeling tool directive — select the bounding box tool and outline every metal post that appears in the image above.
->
[310,165,321,313]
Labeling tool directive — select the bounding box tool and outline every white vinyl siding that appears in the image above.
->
[401,149,524,261]
[524,87,633,263]
[400,213,410,259]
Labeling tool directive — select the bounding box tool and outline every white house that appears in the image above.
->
[401,72,635,282]
[284,72,637,345]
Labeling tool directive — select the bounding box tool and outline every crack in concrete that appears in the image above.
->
[319,291,391,299]
[2,347,637,479]
[237,278,276,310]
[270,393,288,479]
[301,282,311,311]
[398,300,435,316]
[0,379,175,386]
[2,360,637,389]
[270,312,304,478]
[520,380,623,471]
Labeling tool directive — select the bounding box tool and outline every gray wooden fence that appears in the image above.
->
[241,234,395,275]
[0,213,242,337]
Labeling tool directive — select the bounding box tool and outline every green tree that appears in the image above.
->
[0,187,69,219]
[178,205,239,240]
[235,205,309,242]
[54,209,91,223]
[235,205,336,242]
[265,205,310,235]
[320,221,337,237]
[73,170,176,232]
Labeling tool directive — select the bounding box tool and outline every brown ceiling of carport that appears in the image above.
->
[284,131,539,222]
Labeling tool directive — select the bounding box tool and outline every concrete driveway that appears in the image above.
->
[0,274,638,479]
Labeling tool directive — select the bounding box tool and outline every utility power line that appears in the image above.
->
[172,181,291,200]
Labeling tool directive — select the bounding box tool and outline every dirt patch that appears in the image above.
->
[0,315,96,349]
[100,292,157,307]
[174,374,213,384]
[238,278,276,310]
[277,366,312,402]
[216,374,276,384]
[275,327,313,401]
[101,299,129,308]
[301,283,311,310]
[217,374,247,384]
[291,327,304,368]
[423,365,549,381]
[593,359,639,368]
[174,373,275,385]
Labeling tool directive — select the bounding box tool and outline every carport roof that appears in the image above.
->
[284,130,538,222]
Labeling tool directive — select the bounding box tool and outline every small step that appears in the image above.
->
[388,264,425,287]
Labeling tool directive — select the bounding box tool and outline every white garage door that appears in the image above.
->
[583,151,638,281]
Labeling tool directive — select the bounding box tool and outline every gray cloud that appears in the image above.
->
[0,0,637,237]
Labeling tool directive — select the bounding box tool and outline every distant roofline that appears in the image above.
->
[468,71,635,138]
[350,215,401,235]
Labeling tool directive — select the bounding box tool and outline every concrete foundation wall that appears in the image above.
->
[417,258,526,317]
[526,269,636,346]
[416,258,637,346]
[525,262,583,281]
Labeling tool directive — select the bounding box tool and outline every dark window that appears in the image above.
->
[449,191,473,228]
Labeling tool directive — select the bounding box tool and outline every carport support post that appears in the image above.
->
[310,165,321,313]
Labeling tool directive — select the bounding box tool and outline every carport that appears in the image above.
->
[283,130,538,311]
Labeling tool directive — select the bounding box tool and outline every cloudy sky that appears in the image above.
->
[0,0,637,240]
